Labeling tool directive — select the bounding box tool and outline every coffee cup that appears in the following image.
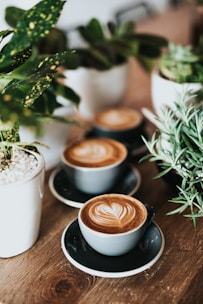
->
[91,107,145,142]
[78,193,154,256]
[61,138,128,194]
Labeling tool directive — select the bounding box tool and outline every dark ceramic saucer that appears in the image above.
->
[49,165,141,208]
[61,219,165,278]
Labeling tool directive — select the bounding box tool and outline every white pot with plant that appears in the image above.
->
[142,90,203,229]
[4,5,80,170]
[64,18,168,120]
[0,146,45,258]
[151,42,203,118]
[0,0,79,257]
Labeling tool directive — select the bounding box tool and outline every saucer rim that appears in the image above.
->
[61,219,165,278]
[48,165,141,209]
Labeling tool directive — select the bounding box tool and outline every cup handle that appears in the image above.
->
[145,204,155,227]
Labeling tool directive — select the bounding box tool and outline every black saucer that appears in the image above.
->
[49,165,141,208]
[85,129,149,157]
[61,219,165,278]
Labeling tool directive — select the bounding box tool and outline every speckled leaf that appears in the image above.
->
[0,30,13,41]
[3,51,68,107]
[0,48,32,73]
[0,0,65,69]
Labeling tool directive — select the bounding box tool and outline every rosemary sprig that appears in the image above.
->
[141,90,203,227]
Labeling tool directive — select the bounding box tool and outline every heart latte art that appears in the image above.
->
[81,195,147,233]
[90,202,136,229]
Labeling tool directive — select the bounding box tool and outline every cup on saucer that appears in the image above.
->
[78,193,154,256]
[61,137,128,194]
[91,107,146,142]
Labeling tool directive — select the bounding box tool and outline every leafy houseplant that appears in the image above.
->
[0,0,79,257]
[151,41,203,118]
[159,41,203,83]
[65,18,168,71]
[141,90,203,228]
[63,18,168,119]
[1,3,81,169]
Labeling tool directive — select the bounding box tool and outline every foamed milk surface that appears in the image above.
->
[81,196,146,233]
[64,138,126,167]
[89,202,136,229]
[94,108,142,130]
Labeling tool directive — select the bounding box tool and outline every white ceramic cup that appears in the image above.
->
[61,137,128,194]
[78,193,154,256]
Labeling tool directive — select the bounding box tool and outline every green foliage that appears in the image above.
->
[64,18,168,71]
[0,0,80,154]
[159,41,203,83]
[141,91,203,227]
[5,6,68,54]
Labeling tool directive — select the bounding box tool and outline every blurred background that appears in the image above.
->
[0,0,184,31]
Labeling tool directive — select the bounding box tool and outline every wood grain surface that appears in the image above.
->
[1,3,203,304]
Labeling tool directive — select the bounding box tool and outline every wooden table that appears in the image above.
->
[1,4,203,304]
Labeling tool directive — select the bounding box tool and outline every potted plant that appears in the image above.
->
[0,0,79,258]
[4,5,80,169]
[151,41,203,118]
[141,90,203,228]
[63,18,168,119]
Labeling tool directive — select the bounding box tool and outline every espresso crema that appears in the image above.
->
[63,138,127,168]
[81,194,147,233]
[94,107,142,131]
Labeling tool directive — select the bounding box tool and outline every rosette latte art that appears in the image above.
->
[81,195,146,233]
[64,138,127,168]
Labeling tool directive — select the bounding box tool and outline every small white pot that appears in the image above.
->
[64,62,129,120]
[20,98,75,170]
[151,69,202,118]
[0,150,45,258]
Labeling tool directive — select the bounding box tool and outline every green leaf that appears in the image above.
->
[116,21,135,37]
[77,18,105,44]
[3,51,68,107]
[56,84,80,106]
[0,30,13,42]
[1,0,65,61]
[74,48,113,70]
[5,6,25,28]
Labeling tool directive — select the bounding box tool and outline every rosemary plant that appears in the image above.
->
[141,91,203,228]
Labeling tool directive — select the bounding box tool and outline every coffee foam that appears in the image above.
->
[81,194,147,233]
[94,107,142,131]
[64,138,127,168]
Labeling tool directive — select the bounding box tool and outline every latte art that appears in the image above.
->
[64,138,127,168]
[89,202,136,231]
[94,107,143,130]
[81,194,147,233]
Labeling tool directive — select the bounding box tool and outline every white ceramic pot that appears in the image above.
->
[20,98,75,170]
[0,150,45,258]
[64,62,129,120]
[151,69,202,118]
